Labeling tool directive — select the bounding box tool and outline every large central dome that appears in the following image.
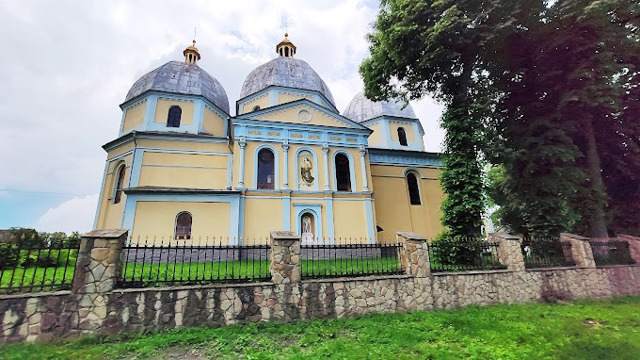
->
[240,57,335,106]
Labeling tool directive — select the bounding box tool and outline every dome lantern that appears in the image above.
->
[183,40,201,64]
[276,33,297,58]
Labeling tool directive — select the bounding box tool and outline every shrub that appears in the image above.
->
[0,243,20,269]
[430,235,486,266]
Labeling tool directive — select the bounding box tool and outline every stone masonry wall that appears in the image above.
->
[0,231,639,343]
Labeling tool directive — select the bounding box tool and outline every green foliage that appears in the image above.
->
[429,233,484,266]
[2,297,640,359]
[0,243,20,270]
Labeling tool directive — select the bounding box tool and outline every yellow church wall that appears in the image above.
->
[253,105,350,128]
[138,151,229,189]
[389,122,416,143]
[332,200,369,242]
[136,139,231,154]
[130,201,231,245]
[105,142,135,160]
[203,107,226,136]
[278,93,313,105]
[96,154,133,230]
[370,164,444,240]
[121,101,146,133]
[242,198,282,241]
[366,123,383,147]
[242,95,269,114]
[154,99,194,125]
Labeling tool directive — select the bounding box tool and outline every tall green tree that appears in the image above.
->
[361,0,514,237]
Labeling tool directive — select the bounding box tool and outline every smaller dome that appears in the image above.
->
[125,61,230,113]
[343,91,417,123]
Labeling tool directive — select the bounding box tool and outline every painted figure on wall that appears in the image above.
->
[298,151,315,189]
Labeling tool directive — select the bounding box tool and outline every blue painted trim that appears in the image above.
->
[268,89,278,106]
[294,204,323,242]
[411,121,424,151]
[193,99,205,132]
[294,147,319,190]
[120,193,242,242]
[128,149,144,187]
[253,144,280,189]
[282,195,291,230]
[93,162,109,229]
[331,150,357,192]
[236,85,337,113]
[325,197,334,243]
[381,119,392,148]
[226,155,233,189]
[364,198,376,243]
[143,94,158,126]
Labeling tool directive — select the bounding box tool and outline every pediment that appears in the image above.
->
[243,100,368,130]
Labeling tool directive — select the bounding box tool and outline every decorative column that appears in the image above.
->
[322,144,330,190]
[396,232,430,277]
[489,232,525,271]
[560,233,597,268]
[282,142,290,189]
[359,147,369,191]
[237,138,247,188]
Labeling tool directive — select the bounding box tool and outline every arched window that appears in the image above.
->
[113,164,126,204]
[407,172,421,205]
[257,148,275,189]
[252,105,261,111]
[175,212,192,240]
[397,127,408,146]
[335,153,352,192]
[167,106,182,127]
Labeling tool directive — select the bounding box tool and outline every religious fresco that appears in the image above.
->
[298,150,315,189]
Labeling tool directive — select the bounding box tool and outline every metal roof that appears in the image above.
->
[240,57,335,106]
[125,61,230,113]
[343,91,417,123]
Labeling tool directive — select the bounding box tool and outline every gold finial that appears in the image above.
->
[184,28,201,64]
[276,30,296,58]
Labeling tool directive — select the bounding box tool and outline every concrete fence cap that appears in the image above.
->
[270,231,300,240]
[396,232,427,242]
[560,233,590,241]
[82,229,129,239]
[489,232,521,241]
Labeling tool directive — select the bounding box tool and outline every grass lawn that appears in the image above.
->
[1,257,402,291]
[1,297,639,359]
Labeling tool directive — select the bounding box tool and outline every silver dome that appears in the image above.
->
[240,57,335,106]
[343,91,417,123]
[125,61,230,113]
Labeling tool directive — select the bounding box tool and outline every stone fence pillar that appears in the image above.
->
[617,234,640,263]
[560,233,596,268]
[489,232,525,272]
[396,232,430,277]
[73,229,128,333]
[270,231,301,285]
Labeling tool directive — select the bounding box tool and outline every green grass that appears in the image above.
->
[1,297,640,359]
[1,257,402,291]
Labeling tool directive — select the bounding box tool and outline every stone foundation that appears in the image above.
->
[0,231,639,343]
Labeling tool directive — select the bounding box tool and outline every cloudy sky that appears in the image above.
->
[0,0,445,234]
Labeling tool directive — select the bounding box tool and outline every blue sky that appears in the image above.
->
[0,0,444,233]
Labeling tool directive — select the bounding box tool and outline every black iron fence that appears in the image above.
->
[300,241,403,279]
[427,238,506,273]
[118,236,271,288]
[590,241,635,266]
[521,238,576,268]
[0,241,80,294]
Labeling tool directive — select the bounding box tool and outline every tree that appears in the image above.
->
[361,0,514,237]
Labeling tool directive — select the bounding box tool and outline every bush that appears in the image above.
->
[20,249,78,268]
[0,243,20,269]
[430,235,486,266]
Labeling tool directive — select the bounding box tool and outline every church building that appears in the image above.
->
[93,34,445,243]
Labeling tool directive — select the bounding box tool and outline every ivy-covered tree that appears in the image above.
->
[361,0,517,237]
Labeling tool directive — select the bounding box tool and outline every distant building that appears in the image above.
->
[93,34,445,243]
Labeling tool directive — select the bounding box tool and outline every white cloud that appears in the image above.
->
[34,195,98,234]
